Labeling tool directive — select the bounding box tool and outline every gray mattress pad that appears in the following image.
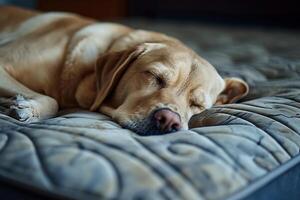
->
[0,20,300,200]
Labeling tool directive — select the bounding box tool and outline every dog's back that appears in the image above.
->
[0,6,38,32]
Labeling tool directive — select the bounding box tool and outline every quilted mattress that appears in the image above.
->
[1,20,300,200]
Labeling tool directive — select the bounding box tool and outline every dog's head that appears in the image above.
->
[90,30,248,135]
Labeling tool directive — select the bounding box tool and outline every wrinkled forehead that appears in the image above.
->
[134,45,194,71]
[133,43,225,95]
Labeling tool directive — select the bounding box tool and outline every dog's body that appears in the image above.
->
[0,6,248,135]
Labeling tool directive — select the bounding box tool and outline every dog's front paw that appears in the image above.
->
[1,95,40,123]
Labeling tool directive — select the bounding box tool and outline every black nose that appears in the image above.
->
[153,109,182,132]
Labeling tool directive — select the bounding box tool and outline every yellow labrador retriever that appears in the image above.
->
[0,6,248,135]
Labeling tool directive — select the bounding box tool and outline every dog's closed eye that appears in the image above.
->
[189,101,204,111]
[144,71,166,88]
[190,101,200,108]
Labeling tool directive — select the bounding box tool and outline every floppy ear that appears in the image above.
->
[216,77,249,105]
[90,46,145,111]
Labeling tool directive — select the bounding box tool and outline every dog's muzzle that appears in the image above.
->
[124,108,182,136]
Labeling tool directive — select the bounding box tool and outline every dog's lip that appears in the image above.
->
[122,120,181,136]
[123,124,178,136]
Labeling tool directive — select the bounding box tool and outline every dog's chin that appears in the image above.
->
[123,122,177,136]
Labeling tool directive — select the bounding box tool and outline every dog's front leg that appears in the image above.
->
[0,66,58,123]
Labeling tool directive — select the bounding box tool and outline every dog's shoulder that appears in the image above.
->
[67,23,132,65]
[60,22,132,106]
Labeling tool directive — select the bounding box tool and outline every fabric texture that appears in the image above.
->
[0,21,300,200]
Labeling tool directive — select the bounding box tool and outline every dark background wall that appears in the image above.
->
[128,0,300,28]
[0,0,299,29]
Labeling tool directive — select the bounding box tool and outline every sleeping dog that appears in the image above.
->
[0,6,248,135]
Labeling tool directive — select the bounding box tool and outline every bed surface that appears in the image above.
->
[0,21,300,200]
